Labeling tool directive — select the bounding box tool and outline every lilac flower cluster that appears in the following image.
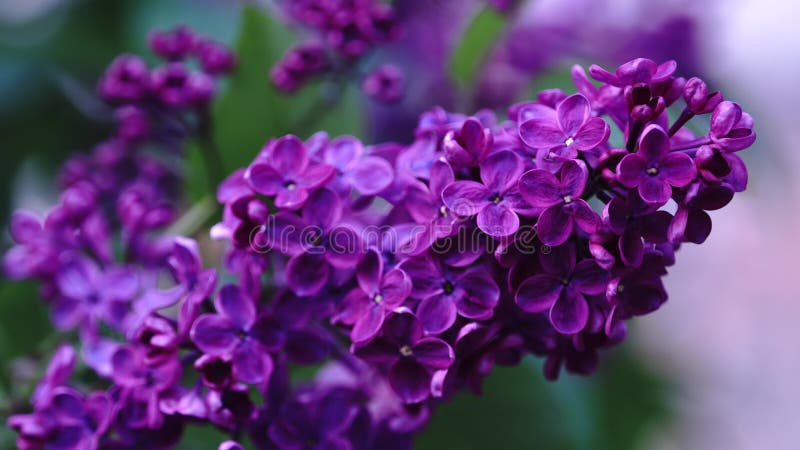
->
[269,0,405,103]
[5,56,754,449]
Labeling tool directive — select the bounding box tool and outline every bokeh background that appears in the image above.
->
[1,0,798,449]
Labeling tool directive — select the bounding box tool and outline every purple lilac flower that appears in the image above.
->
[441,150,529,237]
[516,244,609,334]
[362,64,406,104]
[98,54,150,102]
[617,124,696,204]
[320,135,395,195]
[246,135,335,210]
[399,253,500,335]
[442,117,493,169]
[190,285,274,385]
[354,309,454,403]
[148,25,195,61]
[334,249,412,343]
[519,159,600,246]
[519,93,610,159]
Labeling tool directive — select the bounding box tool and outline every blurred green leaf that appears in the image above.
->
[212,6,310,173]
[0,280,51,366]
[417,350,670,450]
[449,8,506,88]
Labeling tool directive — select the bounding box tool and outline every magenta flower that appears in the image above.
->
[403,160,458,252]
[354,309,454,404]
[519,160,600,246]
[588,58,677,87]
[441,150,529,237]
[245,135,335,210]
[515,244,609,334]
[334,249,412,343]
[321,135,394,195]
[519,93,610,155]
[399,254,500,335]
[190,285,274,385]
[443,118,493,168]
[617,124,696,204]
[709,101,756,152]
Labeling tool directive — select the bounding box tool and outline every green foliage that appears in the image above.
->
[416,351,670,450]
[450,8,506,89]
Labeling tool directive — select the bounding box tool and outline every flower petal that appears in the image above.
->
[214,285,255,330]
[417,295,457,335]
[571,260,609,295]
[515,274,562,313]
[389,358,432,404]
[638,177,672,204]
[301,188,342,230]
[442,181,490,217]
[347,156,394,195]
[519,169,562,208]
[559,160,589,197]
[269,135,308,175]
[380,269,412,307]
[477,203,519,237]
[550,289,589,334]
[191,314,238,356]
[479,150,523,193]
[352,304,385,343]
[233,340,273,384]
[617,154,646,188]
[573,117,610,151]
[660,153,697,187]
[246,163,283,196]
[557,94,590,137]
[286,252,330,297]
[519,118,564,149]
[637,124,670,163]
[413,337,454,370]
[357,249,383,295]
[536,205,573,246]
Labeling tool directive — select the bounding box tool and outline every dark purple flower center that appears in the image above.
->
[442,280,455,294]
[491,194,502,204]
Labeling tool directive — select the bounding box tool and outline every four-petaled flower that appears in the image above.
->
[519,159,601,246]
[617,124,696,204]
[354,309,454,403]
[515,244,609,334]
[519,93,610,158]
[442,150,530,237]
[246,135,335,209]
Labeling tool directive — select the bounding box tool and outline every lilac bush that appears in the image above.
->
[3,18,755,450]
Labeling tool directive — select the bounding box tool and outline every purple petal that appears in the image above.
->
[110,346,144,386]
[567,199,600,234]
[214,285,255,330]
[550,289,589,334]
[557,94,590,137]
[540,243,576,274]
[383,309,423,345]
[398,256,443,299]
[325,225,364,269]
[442,181,490,217]
[619,229,644,267]
[637,124,670,163]
[477,203,519,237]
[357,249,382,295]
[413,337,454,370]
[479,150,523,193]
[9,210,41,244]
[269,135,308,176]
[536,205,573,246]
[571,260,609,295]
[638,177,672,204]
[389,358,432,404]
[455,271,500,320]
[710,101,742,137]
[191,314,238,356]
[246,163,282,196]
[286,252,330,297]
[324,135,362,169]
[515,274,562,313]
[519,118,564,149]
[56,260,94,300]
[429,159,455,198]
[352,304,385,343]
[685,208,712,244]
[660,153,696,187]
[296,163,335,190]
[559,160,589,197]
[518,169,562,208]
[275,187,310,210]
[302,188,342,230]
[417,295,457,335]
[573,117,610,151]
[347,157,394,195]
[588,64,619,85]
[51,297,83,330]
[353,337,398,364]
[233,340,273,384]
[617,154,646,188]
[380,269,411,306]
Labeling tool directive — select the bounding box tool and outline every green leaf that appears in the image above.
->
[449,8,506,88]
[211,6,311,173]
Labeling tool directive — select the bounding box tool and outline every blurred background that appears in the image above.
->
[1,0,797,449]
